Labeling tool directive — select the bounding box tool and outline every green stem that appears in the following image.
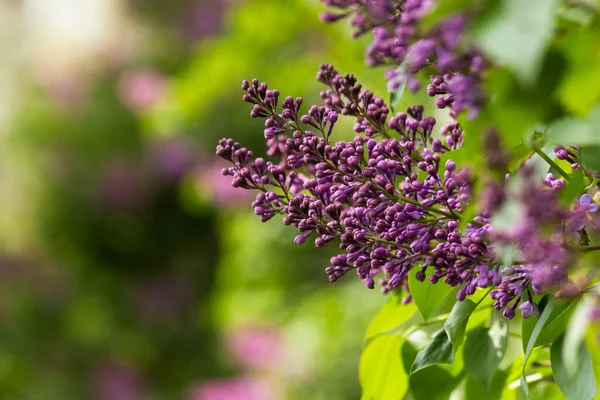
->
[533,145,570,180]
[581,244,600,253]
[475,287,493,307]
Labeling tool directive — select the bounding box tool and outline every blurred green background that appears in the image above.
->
[0,0,392,398]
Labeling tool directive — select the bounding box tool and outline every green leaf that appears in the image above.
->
[508,142,535,173]
[388,63,408,111]
[409,364,464,400]
[421,0,472,27]
[549,117,597,146]
[549,104,600,147]
[558,170,584,205]
[401,340,419,375]
[489,318,510,355]
[359,335,408,400]
[555,29,600,116]
[521,298,577,351]
[584,327,600,395]
[444,299,477,350]
[475,0,561,84]
[411,329,454,374]
[463,321,508,388]
[465,296,494,332]
[562,296,594,375]
[580,145,600,172]
[481,69,541,147]
[408,268,454,321]
[551,334,598,400]
[458,199,480,232]
[499,334,524,371]
[364,292,417,343]
[520,294,555,397]
[465,370,508,399]
[529,381,569,400]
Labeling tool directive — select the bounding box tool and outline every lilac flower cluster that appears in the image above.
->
[320,0,486,118]
[216,66,595,319]
[216,3,600,321]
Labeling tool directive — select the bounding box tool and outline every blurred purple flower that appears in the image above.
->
[182,0,231,41]
[96,159,150,212]
[187,378,273,400]
[46,75,88,112]
[150,137,197,180]
[568,194,599,232]
[224,326,282,370]
[195,159,254,207]
[118,69,167,112]
[130,276,192,323]
[93,362,147,400]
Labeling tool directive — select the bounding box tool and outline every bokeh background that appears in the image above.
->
[0,0,399,398]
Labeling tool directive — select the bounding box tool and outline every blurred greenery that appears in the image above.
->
[0,0,391,399]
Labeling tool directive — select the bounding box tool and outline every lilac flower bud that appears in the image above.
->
[503,308,516,319]
[320,12,348,22]
[519,301,536,319]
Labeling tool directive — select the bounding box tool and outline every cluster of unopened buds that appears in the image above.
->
[216,0,600,320]
[320,0,486,118]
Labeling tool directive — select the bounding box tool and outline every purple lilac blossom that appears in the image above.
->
[568,194,599,232]
[93,362,147,400]
[320,0,486,118]
[216,70,533,318]
[224,326,283,371]
[216,68,600,319]
[187,377,277,400]
[118,69,167,112]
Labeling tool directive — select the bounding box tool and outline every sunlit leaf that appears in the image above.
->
[364,292,417,343]
[555,28,600,116]
[359,335,408,400]
[408,269,454,322]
